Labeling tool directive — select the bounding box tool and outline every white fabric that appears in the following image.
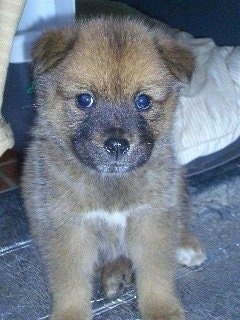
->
[175,31,240,164]
[10,0,75,63]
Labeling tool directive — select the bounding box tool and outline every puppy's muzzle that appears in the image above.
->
[104,137,130,160]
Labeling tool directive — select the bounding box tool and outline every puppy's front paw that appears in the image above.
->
[176,246,206,267]
[142,304,185,320]
[177,231,206,267]
[51,309,91,320]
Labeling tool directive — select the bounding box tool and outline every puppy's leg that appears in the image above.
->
[128,213,185,320]
[47,226,97,320]
[176,185,206,267]
[102,256,133,298]
[176,228,206,267]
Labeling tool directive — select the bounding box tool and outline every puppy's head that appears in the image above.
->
[33,18,193,174]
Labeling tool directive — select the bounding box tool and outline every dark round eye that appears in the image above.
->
[135,94,152,110]
[76,93,94,110]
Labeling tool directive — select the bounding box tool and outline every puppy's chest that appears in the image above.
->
[83,210,128,261]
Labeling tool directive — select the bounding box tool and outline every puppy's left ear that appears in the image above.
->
[155,32,194,87]
[32,27,77,75]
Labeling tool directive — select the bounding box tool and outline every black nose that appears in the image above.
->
[104,137,130,159]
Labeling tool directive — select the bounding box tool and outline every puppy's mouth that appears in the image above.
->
[72,136,154,175]
[96,163,131,174]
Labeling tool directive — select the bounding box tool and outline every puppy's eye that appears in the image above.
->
[135,94,152,111]
[76,93,94,110]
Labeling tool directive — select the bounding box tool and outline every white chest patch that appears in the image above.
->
[83,210,128,262]
[83,210,127,229]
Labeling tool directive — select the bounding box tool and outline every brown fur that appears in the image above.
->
[22,17,205,320]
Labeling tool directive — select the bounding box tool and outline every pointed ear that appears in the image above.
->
[155,32,195,86]
[32,28,77,74]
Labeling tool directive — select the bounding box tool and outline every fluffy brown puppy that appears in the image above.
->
[22,17,206,320]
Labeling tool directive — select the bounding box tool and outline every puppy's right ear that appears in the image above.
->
[154,30,194,87]
[32,28,77,74]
